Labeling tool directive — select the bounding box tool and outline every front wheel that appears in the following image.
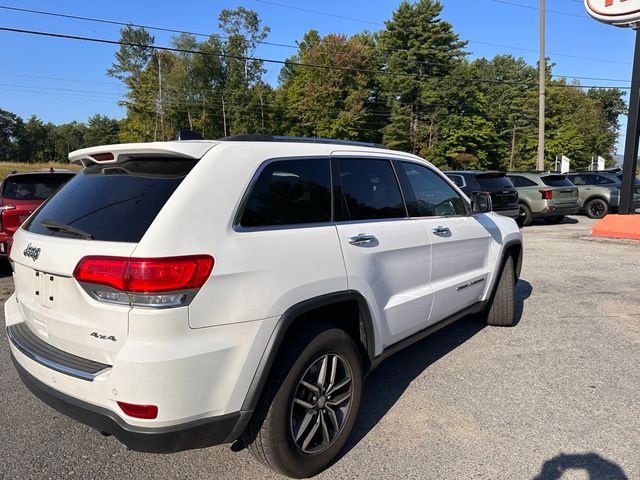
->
[243,326,363,478]
[486,255,516,327]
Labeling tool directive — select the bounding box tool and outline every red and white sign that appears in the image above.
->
[585,0,640,26]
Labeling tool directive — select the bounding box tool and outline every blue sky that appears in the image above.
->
[0,0,635,152]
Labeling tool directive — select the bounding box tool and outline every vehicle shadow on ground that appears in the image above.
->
[530,216,580,226]
[337,278,533,461]
[533,453,628,480]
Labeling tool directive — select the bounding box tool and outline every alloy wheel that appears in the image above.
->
[289,353,353,454]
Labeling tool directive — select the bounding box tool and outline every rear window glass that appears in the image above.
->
[240,159,332,227]
[541,175,573,187]
[24,159,197,242]
[475,173,513,190]
[2,173,75,200]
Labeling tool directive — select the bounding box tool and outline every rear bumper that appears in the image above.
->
[11,352,251,453]
[533,204,579,217]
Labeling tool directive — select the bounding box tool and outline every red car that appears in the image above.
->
[0,169,76,255]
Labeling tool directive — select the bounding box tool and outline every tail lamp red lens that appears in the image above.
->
[539,190,553,200]
[73,255,214,293]
[117,401,158,419]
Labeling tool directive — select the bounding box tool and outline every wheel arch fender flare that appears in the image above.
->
[239,290,375,414]
[486,239,523,301]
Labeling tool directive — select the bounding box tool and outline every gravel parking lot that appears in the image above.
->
[1,216,638,480]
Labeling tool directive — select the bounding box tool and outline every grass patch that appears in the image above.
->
[0,162,82,180]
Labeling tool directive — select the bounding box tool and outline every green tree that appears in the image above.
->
[85,115,119,146]
[219,7,270,135]
[0,109,25,161]
[277,30,379,140]
[108,25,157,142]
[378,0,467,153]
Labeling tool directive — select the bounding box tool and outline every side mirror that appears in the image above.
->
[470,191,492,213]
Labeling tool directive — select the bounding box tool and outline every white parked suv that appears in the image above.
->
[5,135,523,478]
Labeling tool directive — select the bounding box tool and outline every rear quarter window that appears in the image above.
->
[541,175,574,187]
[239,158,332,227]
[24,159,197,242]
[508,175,538,188]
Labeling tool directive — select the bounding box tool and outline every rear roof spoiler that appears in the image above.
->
[69,141,218,166]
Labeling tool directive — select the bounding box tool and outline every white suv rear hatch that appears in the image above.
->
[9,149,207,366]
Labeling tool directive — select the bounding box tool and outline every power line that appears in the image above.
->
[491,0,589,18]
[252,0,384,26]
[1,2,630,71]
[0,26,529,85]
[0,26,631,90]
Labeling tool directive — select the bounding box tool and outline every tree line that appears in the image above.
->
[0,0,627,170]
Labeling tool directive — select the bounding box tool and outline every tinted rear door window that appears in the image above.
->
[338,158,406,221]
[2,174,75,200]
[24,159,197,242]
[240,158,331,227]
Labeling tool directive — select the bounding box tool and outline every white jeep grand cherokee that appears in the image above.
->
[5,135,522,478]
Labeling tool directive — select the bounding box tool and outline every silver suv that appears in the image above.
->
[506,172,579,227]
[566,171,640,218]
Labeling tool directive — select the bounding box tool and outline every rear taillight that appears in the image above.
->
[74,255,214,307]
[540,190,553,200]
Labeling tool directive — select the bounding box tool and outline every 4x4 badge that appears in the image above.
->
[90,332,117,342]
[23,243,41,261]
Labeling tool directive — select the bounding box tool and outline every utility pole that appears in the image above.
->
[537,0,546,171]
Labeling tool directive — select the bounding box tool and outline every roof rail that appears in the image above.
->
[217,134,387,149]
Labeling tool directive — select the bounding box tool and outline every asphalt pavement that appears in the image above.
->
[0,216,638,480]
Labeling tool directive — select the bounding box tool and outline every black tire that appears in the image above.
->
[544,215,564,224]
[242,325,363,478]
[516,203,533,227]
[585,198,609,219]
[486,255,516,327]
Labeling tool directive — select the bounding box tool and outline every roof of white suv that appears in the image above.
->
[69,140,220,165]
[69,138,420,166]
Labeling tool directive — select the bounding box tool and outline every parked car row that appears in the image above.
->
[446,168,640,227]
[0,169,76,255]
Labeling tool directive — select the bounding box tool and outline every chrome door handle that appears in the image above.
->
[432,226,451,236]
[348,233,377,246]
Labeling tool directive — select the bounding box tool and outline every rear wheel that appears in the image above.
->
[486,255,516,327]
[243,325,363,478]
[585,198,609,219]
[516,204,533,227]
[544,215,564,224]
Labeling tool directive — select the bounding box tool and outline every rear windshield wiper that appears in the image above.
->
[40,219,94,240]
